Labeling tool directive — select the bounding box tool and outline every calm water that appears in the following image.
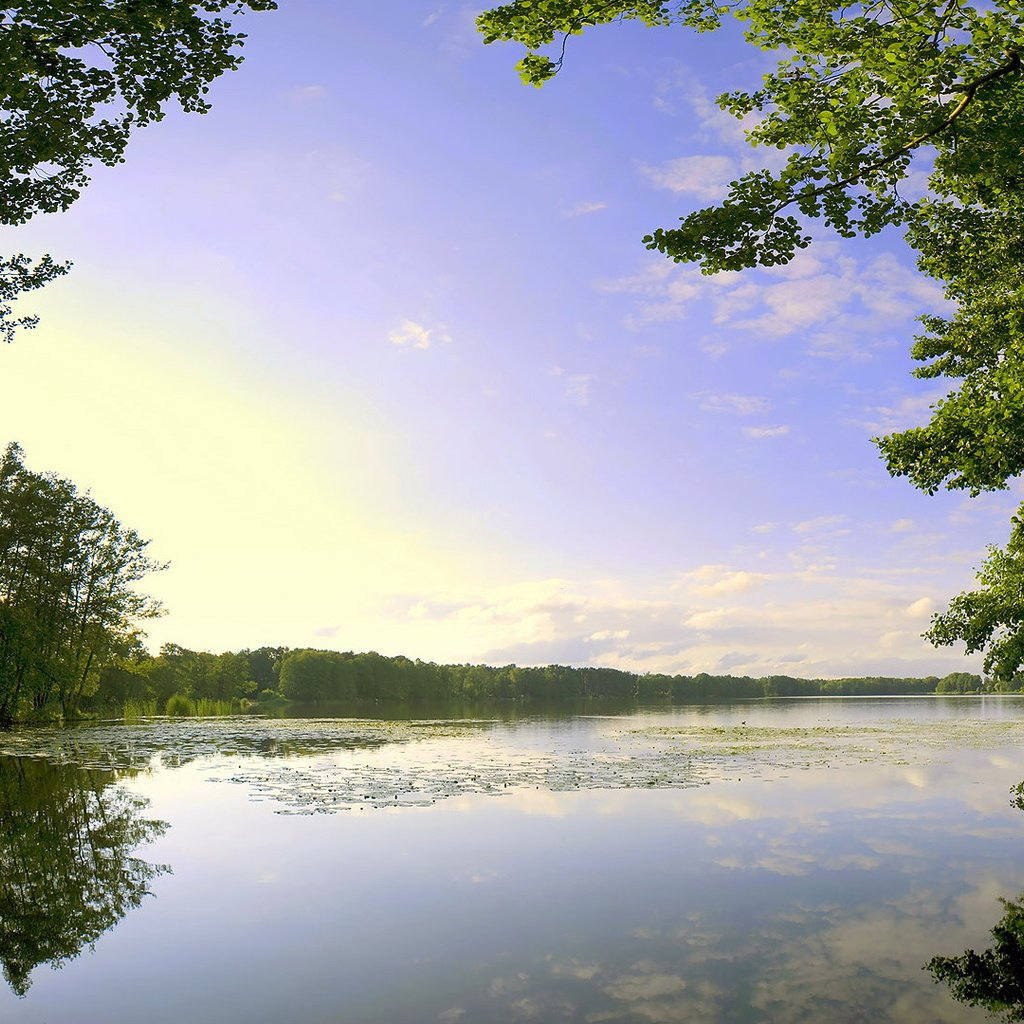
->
[3,697,1024,1023]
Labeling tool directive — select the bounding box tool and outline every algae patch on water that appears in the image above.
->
[4,712,1024,815]
[629,719,1024,766]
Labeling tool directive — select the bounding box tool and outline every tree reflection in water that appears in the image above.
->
[0,756,169,997]
[927,781,1024,1021]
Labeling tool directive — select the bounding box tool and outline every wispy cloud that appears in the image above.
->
[388,318,452,350]
[792,514,847,534]
[600,244,950,357]
[743,424,790,438]
[597,261,703,325]
[566,374,593,406]
[563,200,608,218]
[413,560,984,679]
[651,69,764,151]
[288,84,328,102]
[850,389,945,435]
[640,155,737,200]
[697,392,770,416]
[905,596,935,618]
[588,628,630,641]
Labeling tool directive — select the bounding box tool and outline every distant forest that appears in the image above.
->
[77,645,997,718]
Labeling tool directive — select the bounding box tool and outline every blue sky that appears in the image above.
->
[0,2,1011,677]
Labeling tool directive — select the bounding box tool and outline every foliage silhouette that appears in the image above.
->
[926,781,1024,1019]
[0,0,275,341]
[0,756,169,997]
[0,443,164,725]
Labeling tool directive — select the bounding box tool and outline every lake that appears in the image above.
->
[2,696,1024,1023]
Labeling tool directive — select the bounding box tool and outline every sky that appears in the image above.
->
[0,1,1012,678]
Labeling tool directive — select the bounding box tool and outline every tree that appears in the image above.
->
[278,649,357,703]
[0,0,276,341]
[927,516,1024,683]
[924,777,1024,1019]
[933,671,984,694]
[928,894,1024,1021]
[479,0,1024,675]
[0,443,164,723]
[243,646,289,693]
[0,756,168,997]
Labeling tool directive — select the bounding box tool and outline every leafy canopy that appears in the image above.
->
[0,0,275,339]
[479,0,1024,678]
[0,442,165,724]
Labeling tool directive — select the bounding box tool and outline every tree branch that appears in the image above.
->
[772,47,1022,217]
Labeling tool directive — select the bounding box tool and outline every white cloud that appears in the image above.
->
[743,425,790,438]
[588,628,631,641]
[640,155,737,200]
[905,597,935,618]
[564,200,608,218]
[733,276,848,337]
[600,244,951,358]
[363,557,984,679]
[388,318,452,350]
[852,389,944,435]
[703,571,767,595]
[566,374,593,406]
[288,84,327,102]
[684,608,736,629]
[599,261,674,295]
[651,70,762,151]
[792,515,847,534]
[697,392,770,416]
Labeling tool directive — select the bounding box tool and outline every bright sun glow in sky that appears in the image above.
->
[0,2,1011,677]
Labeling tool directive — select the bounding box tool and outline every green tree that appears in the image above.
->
[934,671,984,694]
[0,756,168,997]
[928,895,1024,1022]
[243,646,289,694]
[0,0,275,341]
[0,443,163,723]
[479,0,1024,676]
[927,516,1024,684]
[278,649,357,703]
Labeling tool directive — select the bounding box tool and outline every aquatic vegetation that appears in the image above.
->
[5,709,1024,816]
[122,700,159,723]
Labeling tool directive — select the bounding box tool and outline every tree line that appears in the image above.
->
[79,645,992,715]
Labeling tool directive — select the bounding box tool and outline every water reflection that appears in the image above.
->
[3,700,1024,1023]
[928,893,1024,1022]
[926,781,1024,1021]
[6,707,1024,817]
[0,756,169,997]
